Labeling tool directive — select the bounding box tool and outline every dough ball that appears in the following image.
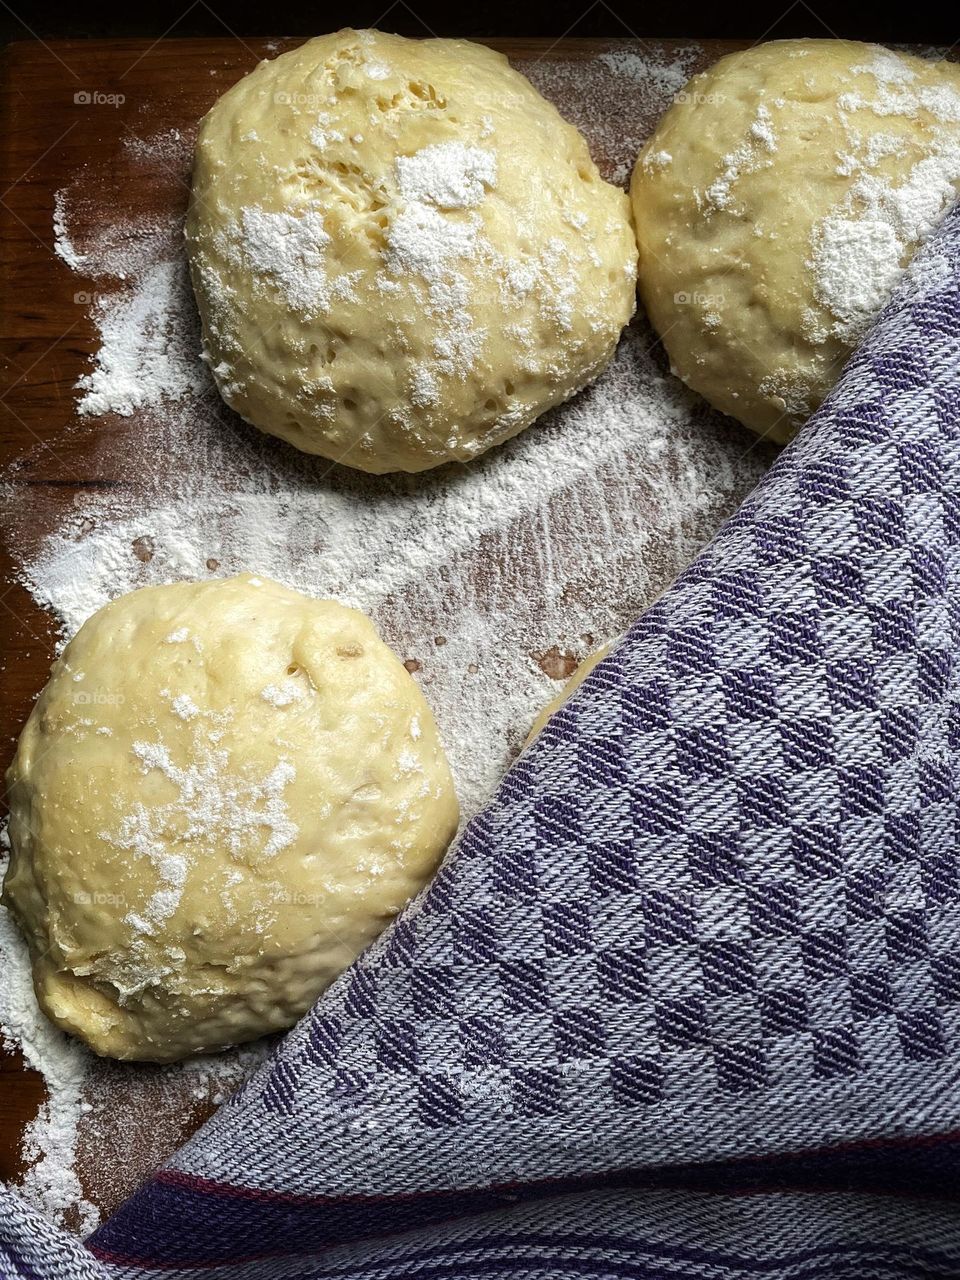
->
[3,575,458,1061]
[187,28,637,473]
[630,40,960,442]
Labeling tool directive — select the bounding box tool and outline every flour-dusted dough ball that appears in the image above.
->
[631,40,960,442]
[187,28,637,473]
[3,575,458,1061]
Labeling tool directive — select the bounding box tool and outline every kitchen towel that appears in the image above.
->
[3,199,960,1278]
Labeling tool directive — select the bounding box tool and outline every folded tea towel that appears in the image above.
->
[3,199,960,1279]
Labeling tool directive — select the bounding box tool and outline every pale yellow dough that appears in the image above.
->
[187,28,637,473]
[3,575,458,1061]
[631,40,960,443]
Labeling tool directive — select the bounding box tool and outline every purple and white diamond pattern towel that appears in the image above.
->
[3,201,960,1279]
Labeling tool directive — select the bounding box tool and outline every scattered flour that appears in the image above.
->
[3,40,776,1234]
[598,47,696,100]
[0,847,98,1235]
[534,44,701,185]
[53,191,86,272]
[171,693,200,720]
[643,149,673,173]
[19,320,764,793]
[116,740,299,871]
[704,104,778,212]
[383,193,485,379]
[261,679,307,707]
[75,259,209,417]
[123,127,186,163]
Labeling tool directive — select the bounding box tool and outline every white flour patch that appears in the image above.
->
[395,142,497,209]
[53,190,87,272]
[0,848,98,1236]
[230,207,362,318]
[75,258,210,417]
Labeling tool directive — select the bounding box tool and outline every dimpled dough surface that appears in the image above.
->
[186,28,637,473]
[2,575,459,1061]
[630,40,960,443]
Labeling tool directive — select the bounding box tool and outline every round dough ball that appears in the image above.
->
[631,40,960,442]
[187,28,637,473]
[3,575,458,1061]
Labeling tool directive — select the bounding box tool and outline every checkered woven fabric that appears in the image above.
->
[3,205,960,1279]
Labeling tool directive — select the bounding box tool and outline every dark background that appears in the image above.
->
[1,0,957,46]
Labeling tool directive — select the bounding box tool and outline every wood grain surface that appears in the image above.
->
[0,33,756,1224]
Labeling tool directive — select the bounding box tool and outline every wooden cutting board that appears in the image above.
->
[0,34,764,1227]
